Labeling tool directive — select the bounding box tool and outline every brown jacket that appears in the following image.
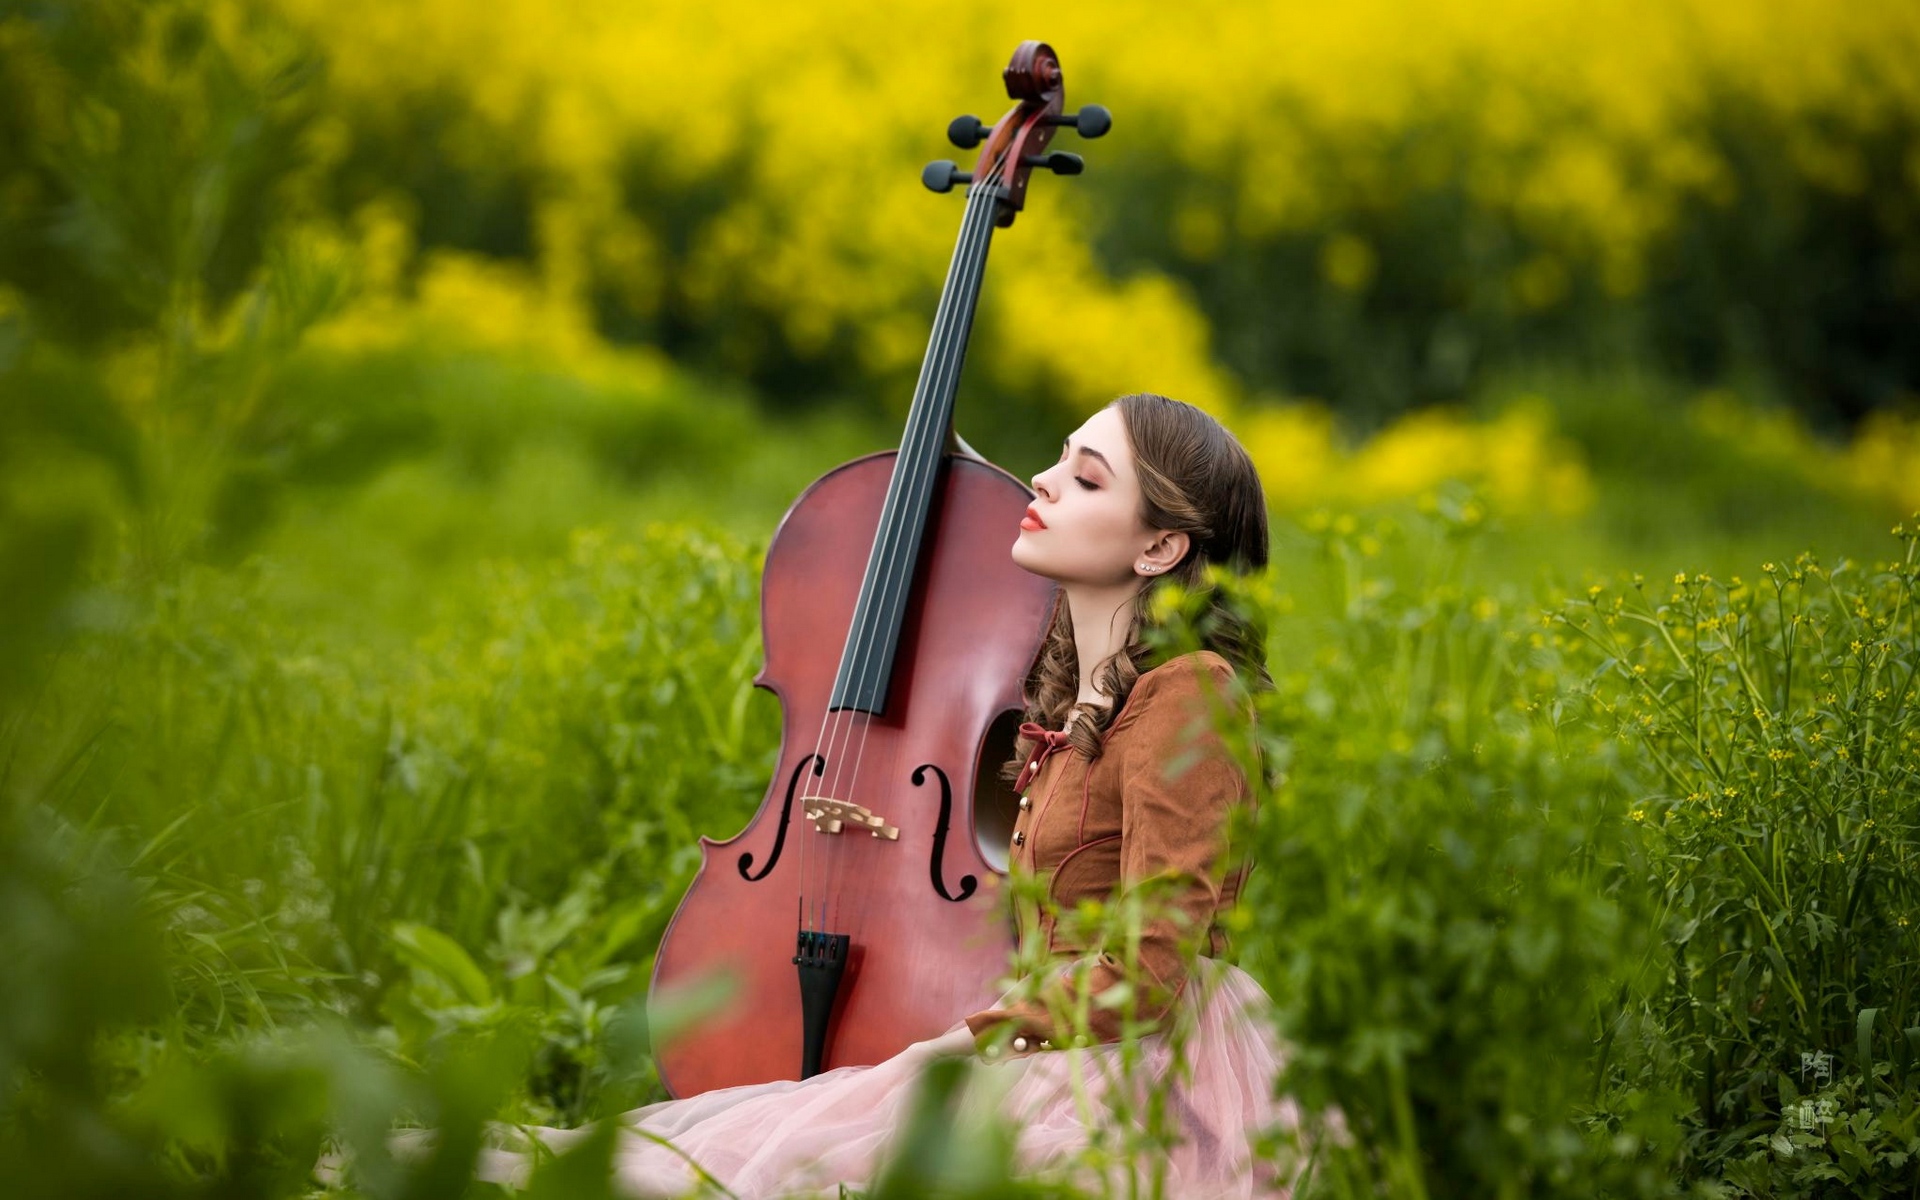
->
[962,649,1256,1047]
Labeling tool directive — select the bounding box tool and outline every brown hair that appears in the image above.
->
[1002,392,1273,784]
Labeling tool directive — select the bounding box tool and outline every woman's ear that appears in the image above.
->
[1135,530,1190,576]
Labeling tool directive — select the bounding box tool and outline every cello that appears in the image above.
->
[647,41,1112,1097]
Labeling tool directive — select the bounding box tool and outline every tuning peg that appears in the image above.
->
[947,115,990,149]
[922,160,973,193]
[1045,104,1112,139]
[1021,151,1083,176]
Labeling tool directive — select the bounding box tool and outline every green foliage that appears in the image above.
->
[0,0,323,344]
[0,0,366,597]
[1,809,175,1197]
[9,521,775,1118]
[1555,528,1920,1195]
[0,322,143,692]
[1486,369,1884,558]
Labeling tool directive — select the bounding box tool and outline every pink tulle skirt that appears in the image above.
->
[350,957,1306,1199]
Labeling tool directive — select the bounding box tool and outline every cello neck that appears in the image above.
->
[828,182,1003,716]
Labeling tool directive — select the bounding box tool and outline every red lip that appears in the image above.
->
[1021,505,1047,531]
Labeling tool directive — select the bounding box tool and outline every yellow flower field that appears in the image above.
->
[252,0,1920,513]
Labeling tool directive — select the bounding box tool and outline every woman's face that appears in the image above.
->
[1013,405,1175,585]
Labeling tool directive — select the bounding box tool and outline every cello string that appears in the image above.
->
[818,150,1008,935]
[805,152,1007,937]
[809,177,995,934]
[798,174,986,933]
[797,186,994,938]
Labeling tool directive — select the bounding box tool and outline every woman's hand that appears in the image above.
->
[968,1016,1058,1060]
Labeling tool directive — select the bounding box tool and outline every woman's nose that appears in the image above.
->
[1030,470,1053,500]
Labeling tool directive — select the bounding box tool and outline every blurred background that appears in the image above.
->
[5,0,1919,641]
[4,1,1919,1195]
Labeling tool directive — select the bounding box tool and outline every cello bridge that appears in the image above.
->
[802,796,899,840]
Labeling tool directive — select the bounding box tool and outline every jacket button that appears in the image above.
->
[1018,796,1030,810]
[1013,832,1025,846]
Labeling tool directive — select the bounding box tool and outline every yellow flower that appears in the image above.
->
[1319,233,1378,292]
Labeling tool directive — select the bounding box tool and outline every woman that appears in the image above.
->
[319,393,1303,1198]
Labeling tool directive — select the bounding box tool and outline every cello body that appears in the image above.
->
[651,451,1053,1097]
[648,39,1109,1098]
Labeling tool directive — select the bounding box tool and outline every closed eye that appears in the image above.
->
[1075,477,1097,490]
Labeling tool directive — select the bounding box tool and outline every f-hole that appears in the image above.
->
[971,709,1023,873]
[738,753,821,882]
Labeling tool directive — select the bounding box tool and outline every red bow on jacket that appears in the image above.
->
[1012,721,1073,795]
